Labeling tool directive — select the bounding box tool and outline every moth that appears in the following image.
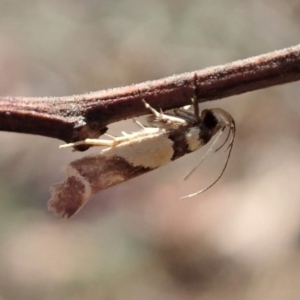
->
[48,100,235,218]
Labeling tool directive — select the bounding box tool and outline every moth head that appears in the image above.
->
[181,107,236,199]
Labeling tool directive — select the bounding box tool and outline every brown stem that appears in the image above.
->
[1,44,300,148]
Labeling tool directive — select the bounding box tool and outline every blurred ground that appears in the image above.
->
[1,1,300,299]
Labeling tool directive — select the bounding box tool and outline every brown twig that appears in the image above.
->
[1,44,300,149]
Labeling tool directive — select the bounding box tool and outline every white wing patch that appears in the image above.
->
[186,127,202,151]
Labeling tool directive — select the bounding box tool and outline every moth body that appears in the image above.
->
[49,101,234,218]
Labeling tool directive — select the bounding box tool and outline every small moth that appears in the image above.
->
[48,100,235,218]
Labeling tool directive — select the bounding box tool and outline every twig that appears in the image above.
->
[1,44,300,149]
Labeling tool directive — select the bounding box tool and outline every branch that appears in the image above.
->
[1,44,300,148]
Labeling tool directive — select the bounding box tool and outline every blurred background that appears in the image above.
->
[1,0,300,299]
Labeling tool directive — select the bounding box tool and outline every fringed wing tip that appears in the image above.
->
[48,174,90,218]
[48,182,72,218]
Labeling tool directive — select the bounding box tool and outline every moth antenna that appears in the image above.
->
[213,126,229,152]
[183,129,224,180]
[212,109,236,152]
[181,111,236,199]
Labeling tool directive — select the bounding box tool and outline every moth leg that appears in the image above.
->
[191,97,201,123]
[142,99,187,128]
[173,108,195,122]
[60,138,116,149]
[104,133,116,139]
[142,100,163,119]
[132,118,146,130]
[172,97,200,122]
